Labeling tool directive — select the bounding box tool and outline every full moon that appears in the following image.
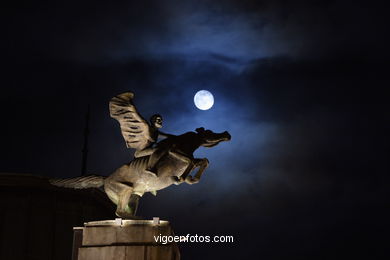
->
[194,90,214,110]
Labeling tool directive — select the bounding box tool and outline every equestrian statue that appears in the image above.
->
[51,92,231,218]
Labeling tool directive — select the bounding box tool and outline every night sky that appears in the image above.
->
[1,1,389,259]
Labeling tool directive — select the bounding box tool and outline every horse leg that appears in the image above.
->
[116,187,135,218]
[193,158,209,180]
[114,188,140,218]
[128,193,141,216]
[185,158,209,184]
[104,178,137,218]
[168,150,194,181]
[172,161,194,185]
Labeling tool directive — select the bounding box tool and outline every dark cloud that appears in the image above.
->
[3,0,388,64]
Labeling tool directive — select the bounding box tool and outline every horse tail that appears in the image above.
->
[49,175,105,189]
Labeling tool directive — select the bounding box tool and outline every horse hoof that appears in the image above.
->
[191,178,200,184]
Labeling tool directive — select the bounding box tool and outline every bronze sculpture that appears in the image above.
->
[51,92,231,218]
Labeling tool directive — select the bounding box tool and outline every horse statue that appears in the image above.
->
[50,92,231,218]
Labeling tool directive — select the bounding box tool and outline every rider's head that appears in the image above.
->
[150,114,163,129]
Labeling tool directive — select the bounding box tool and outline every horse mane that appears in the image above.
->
[157,131,197,147]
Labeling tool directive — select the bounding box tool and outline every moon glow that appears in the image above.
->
[194,90,214,110]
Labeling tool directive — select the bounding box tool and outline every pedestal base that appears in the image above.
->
[73,219,180,260]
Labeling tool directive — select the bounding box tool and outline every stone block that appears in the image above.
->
[74,219,180,260]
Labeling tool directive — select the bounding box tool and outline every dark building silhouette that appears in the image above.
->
[0,173,115,260]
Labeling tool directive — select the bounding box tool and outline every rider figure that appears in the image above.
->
[134,114,174,176]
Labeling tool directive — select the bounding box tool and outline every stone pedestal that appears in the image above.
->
[73,219,180,260]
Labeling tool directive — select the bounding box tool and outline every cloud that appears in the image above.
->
[5,0,387,65]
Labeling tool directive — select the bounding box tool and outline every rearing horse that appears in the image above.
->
[50,92,231,218]
[104,127,231,218]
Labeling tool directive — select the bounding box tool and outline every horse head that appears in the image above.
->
[195,127,231,147]
[156,127,231,162]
